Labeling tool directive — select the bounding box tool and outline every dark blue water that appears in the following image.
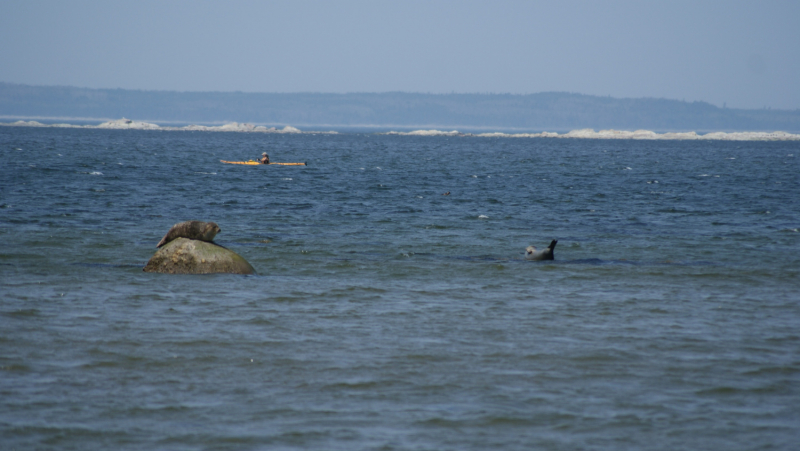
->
[2,127,799,450]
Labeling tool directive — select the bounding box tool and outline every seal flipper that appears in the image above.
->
[540,239,556,260]
[543,239,557,260]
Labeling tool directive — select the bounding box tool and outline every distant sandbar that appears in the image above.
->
[385,128,800,141]
[1,118,322,134]
[3,118,799,141]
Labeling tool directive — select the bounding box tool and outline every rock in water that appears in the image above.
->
[144,238,256,275]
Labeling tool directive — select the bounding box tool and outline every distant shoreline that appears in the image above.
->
[3,117,800,141]
[4,83,800,134]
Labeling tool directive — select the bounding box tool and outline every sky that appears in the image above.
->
[1,0,799,110]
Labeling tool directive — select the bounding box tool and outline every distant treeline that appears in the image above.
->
[2,82,799,132]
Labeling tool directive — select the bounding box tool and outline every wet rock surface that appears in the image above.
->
[143,238,256,275]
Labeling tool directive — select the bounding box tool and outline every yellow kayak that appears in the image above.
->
[220,160,306,166]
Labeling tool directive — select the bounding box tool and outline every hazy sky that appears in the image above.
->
[1,0,798,109]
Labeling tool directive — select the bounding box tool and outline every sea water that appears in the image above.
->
[1,127,799,450]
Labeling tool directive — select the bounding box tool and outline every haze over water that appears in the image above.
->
[2,126,799,450]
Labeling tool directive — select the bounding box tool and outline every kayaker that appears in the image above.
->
[259,152,270,164]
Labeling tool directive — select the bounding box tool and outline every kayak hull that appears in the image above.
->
[220,160,306,166]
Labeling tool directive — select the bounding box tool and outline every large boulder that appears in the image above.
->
[143,238,256,275]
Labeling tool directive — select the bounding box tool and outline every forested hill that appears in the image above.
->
[2,82,798,132]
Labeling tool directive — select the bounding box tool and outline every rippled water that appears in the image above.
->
[2,127,799,450]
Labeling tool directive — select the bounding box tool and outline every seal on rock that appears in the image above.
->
[156,221,221,248]
[525,239,557,261]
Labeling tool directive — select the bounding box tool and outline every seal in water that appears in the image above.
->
[156,221,221,248]
[525,239,557,261]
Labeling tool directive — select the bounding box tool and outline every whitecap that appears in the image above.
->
[282,178,293,181]
[478,215,489,219]
[89,171,103,176]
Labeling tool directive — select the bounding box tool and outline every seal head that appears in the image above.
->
[156,221,221,248]
[525,239,557,261]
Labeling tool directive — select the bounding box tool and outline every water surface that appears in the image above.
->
[2,127,799,450]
